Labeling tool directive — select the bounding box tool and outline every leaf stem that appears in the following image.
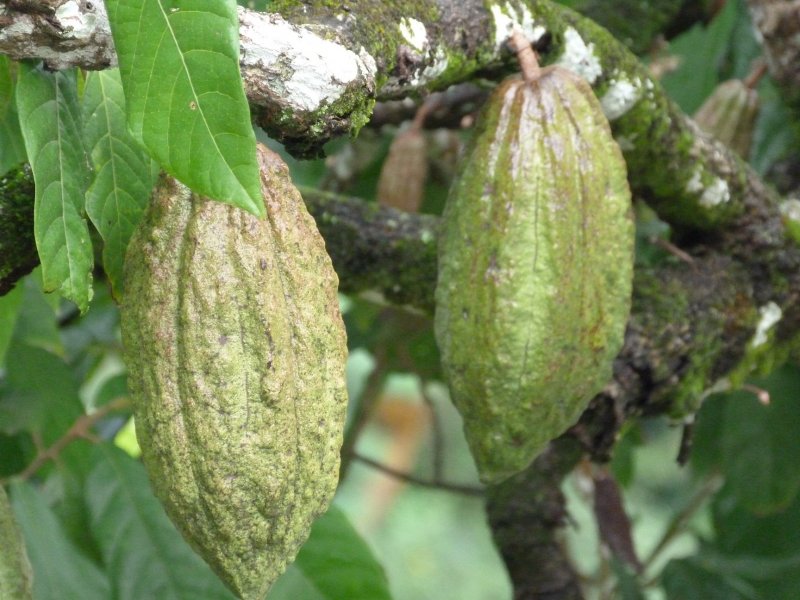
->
[640,472,724,579]
[2,397,131,485]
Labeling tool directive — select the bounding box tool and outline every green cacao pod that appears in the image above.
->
[435,60,634,484]
[0,486,33,600]
[693,79,759,158]
[121,144,348,599]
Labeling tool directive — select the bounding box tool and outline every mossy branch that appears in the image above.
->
[0,0,784,233]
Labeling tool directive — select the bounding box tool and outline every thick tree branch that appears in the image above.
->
[486,438,585,600]
[0,0,779,234]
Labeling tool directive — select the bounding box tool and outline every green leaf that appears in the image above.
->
[85,445,235,600]
[721,366,800,513]
[9,480,110,600]
[0,283,24,365]
[8,274,62,357]
[269,505,392,600]
[661,0,739,114]
[1,340,83,436]
[0,485,33,600]
[82,69,158,298]
[712,485,800,599]
[661,555,759,600]
[0,56,26,176]
[16,64,93,313]
[105,0,264,216]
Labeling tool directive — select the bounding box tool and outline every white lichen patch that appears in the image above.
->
[685,168,731,208]
[752,301,782,347]
[489,2,545,50]
[238,12,376,112]
[600,78,641,120]
[55,0,97,37]
[399,17,428,52]
[699,177,730,208]
[557,28,602,84]
[420,47,449,84]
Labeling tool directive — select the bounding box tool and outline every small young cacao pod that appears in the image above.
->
[0,486,33,600]
[376,125,428,213]
[435,38,634,484]
[693,78,760,158]
[121,144,348,599]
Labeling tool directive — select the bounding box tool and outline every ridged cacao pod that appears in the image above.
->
[693,79,759,158]
[435,62,634,484]
[0,486,33,600]
[121,144,348,599]
[377,125,428,213]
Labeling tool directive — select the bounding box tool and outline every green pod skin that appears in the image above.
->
[0,486,33,600]
[435,66,634,485]
[121,145,348,599]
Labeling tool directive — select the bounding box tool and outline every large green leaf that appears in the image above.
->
[7,274,62,357]
[661,0,739,114]
[85,445,235,600]
[82,69,158,298]
[0,56,26,176]
[9,480,110,600]
[105,0,264,216]
[712,486,800,599]
[269,505,392,600]
[661,555,759,600]
[1,337,92,480]
[15,64,93,313]
[0,283,23,365]
[697,366,800,514]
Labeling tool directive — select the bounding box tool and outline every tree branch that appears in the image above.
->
[0,0,780,235]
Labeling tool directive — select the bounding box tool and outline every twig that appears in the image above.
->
[650,235,696,265]
[641,472,724,578]
[351,451,484,497]
[420,382,445,481]
[338,349,390,480]
[742,383,770,405]
[3,397,131,484]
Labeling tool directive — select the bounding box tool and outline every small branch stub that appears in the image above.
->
[509,30,540,82]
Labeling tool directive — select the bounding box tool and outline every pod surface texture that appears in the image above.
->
[121,144,348,599]
[435,67,634,484]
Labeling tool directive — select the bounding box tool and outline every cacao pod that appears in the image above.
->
[121,144,348,599]
[693,78,759,158]
[377,125,428,213]
[435,55,634,484]
[0,486,33,600]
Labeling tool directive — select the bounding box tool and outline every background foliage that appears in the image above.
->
[2,0,800,598]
